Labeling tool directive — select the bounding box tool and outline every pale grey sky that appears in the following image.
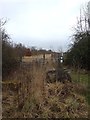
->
[0,0,89,51]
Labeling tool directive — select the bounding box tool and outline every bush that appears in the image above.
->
[2,31,21,79]
[64,31,90,70]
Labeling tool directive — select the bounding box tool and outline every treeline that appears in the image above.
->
[64,7,90,70]
[1,20,31,79]
[30,47,52,55]
[1,20,52,79]
[64,31,89,70]
[2,29,25,78]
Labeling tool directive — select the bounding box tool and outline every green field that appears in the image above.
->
[70,70,90,105]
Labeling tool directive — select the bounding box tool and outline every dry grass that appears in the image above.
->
[2,57,89,118]
[22,54,51,63]
[30,67,45,102]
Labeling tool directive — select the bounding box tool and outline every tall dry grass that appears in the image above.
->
[2,56,88,118]
[30,66,46,102]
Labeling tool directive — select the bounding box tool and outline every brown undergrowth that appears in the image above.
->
[2,61,88,118]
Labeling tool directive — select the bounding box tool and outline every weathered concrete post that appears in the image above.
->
[56,53,62,82]
[43,53,45,65]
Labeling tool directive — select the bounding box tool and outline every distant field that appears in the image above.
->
[70,70,90,105]
[22,54,51,62]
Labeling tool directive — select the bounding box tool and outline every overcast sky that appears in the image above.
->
[0,0,89,52]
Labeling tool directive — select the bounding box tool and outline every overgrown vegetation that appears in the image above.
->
[64,31,89,70]
[63,6,90,111]
[1,20,27,79]
[2,60,88,118]
[64,6,90,70]
[1,3,89,118]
